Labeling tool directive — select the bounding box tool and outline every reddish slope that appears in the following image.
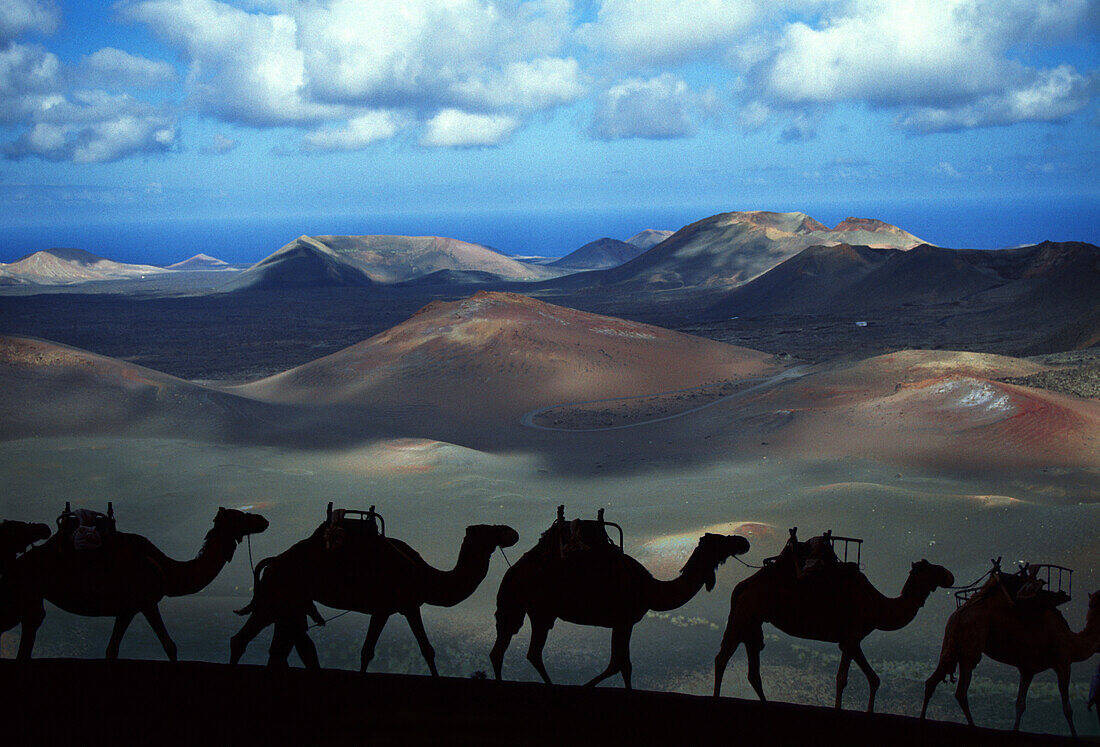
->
[239,291,776,425]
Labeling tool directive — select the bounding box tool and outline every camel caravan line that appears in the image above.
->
[1,503,1098,737]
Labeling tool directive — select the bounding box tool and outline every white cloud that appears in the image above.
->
[421,109,519,147]
[202,132,238,154]
[590,74,715,140]
[0,42,62,124]
[0,0,57,44]
[121,0,343,126]
[4,90,177,163]
[79,47,176,89]
[301,111,404,151]
[756,0,1098,131]
[897,66,1098,132]
[579,0,761,66]
[120,0,581,145]
[450,57,584,112]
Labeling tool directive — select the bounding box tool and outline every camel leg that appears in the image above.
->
[404,607,437,677]
[1012,670,1034,732]
[849,644,880,714]
[920,657,954,720]
[267,621,296,668]
[834,649,852,710]
[490,602,525,681]
[230,612,270,665]
[360,613,390,674]
[293,628,320,670]
[15,598,45,662]
[105,610,136,661]
[1055,665,1076,739]
[142,605,178,663]
[713,615,744,698]
[746,627,766,702]
[584,624,633,690]
[525,615,554,685]
[954,659,977,727]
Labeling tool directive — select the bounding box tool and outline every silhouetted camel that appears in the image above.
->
[713,555,954,711]
[920,584,1100,737]
[1,507,268,661]
[489,524,750,690]
[230,522,519,674]
[0,521,50,569]
[0,520,51,635]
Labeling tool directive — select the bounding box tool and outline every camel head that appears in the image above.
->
[0,520,51,557]
[464,524,520,552]
[909,559,954,591]
[212,507,269,545]
[685,533,751,591]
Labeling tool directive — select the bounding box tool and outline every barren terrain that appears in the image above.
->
[0,281,1097,738]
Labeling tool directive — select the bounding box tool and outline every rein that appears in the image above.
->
[308,609,352,630]
[734,555,764,569]
[945,568,993,591]
[497,545,512,568]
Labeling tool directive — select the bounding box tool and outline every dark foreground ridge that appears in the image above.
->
[0,659,1078,746]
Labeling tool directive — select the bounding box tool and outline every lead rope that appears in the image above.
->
[247,534,255,575]
[734,555,763,569]
[945,568,993,590]
[498,545,512,568]
[308,609,352,630]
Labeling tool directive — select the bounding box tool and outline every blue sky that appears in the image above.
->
[1,0,1098,263]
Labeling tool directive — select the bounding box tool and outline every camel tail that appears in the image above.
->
[234,557,272,616]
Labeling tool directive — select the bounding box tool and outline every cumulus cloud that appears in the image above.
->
[590,74,716,140]
[579,0,761,66]
[79,47,176,89]
[896,66,1099,132]
[4,90,176,163]
[0,41,62,124]
[301,111,404,152]
[120,0,342,126]
[450,57,584,112]
[121,0,581,144]
[421,109,519,147]
[755,0,1098,132]
[0,0,58,44]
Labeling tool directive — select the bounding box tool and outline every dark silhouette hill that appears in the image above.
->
[551,237,646,270]
[223,236,373,290]
[707,240,1100,329]
[0,659,1073,746]
[226,234,559,291]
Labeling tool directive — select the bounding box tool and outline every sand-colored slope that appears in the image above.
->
[239,291,777,426]
[0,336,279,440]
[0,248,170,285]
[599,211,926,289]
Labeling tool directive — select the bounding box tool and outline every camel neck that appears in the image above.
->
[1070,607,1100,662]
[421,537,493,608]
[156,529,237,598]
[647,549,713,612]
[874,572,931,631]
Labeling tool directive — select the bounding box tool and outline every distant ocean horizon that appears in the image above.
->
[1,195,1096,266]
